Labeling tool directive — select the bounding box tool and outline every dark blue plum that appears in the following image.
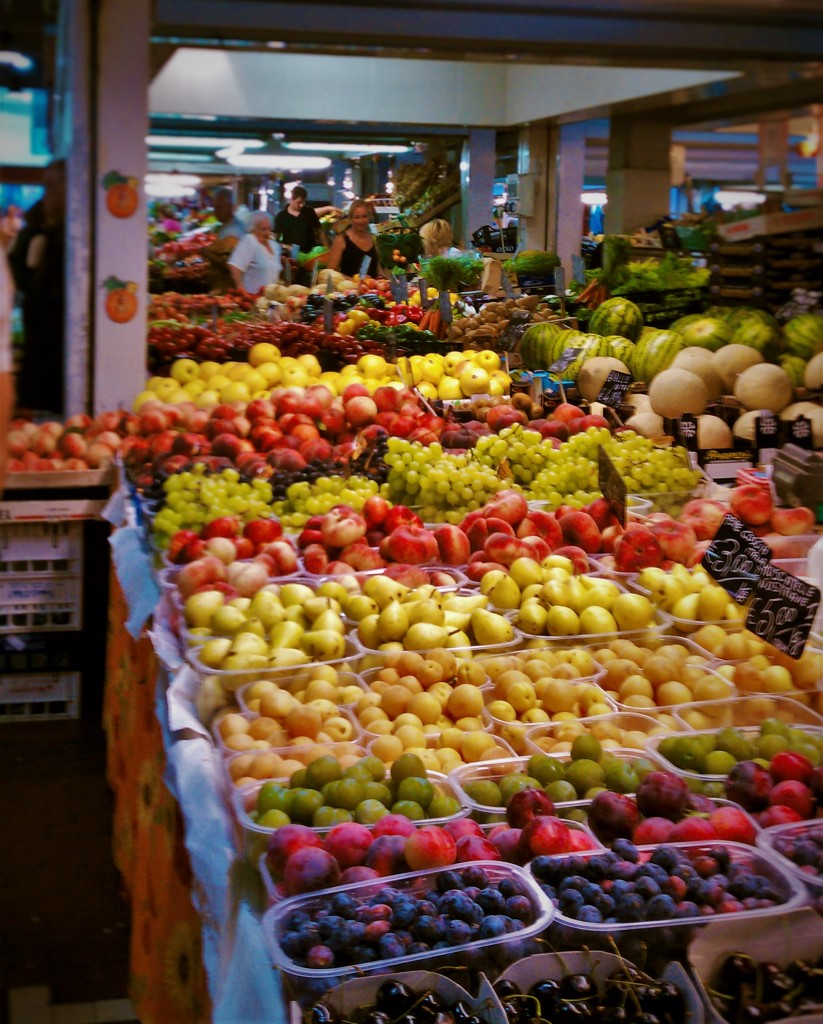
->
[477,915,508,939]
[644,894,677,920]
[476,887,506,915]
[378,933,406,959]
[446,919,473,945]
[612,839,639,863]
[462,865,490,889]
[436,871,465,892]
[505,895,533,921]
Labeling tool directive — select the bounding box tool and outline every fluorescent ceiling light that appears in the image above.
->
[581,192,608,206]
[146,135,265,149]
[146,173,202,186]
[145,182,196,198]
[714,190,767,210]
[282,142,411,154]
[0,51,34,71]
[148,152,213,163]
[220,152,331,170]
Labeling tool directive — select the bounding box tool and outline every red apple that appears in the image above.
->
[552,403,586,425]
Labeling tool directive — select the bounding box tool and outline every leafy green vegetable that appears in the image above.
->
[421,255,484,292]
[504,251,560,276]
[296,246,328,265]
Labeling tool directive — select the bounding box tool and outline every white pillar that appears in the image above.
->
[92,0,150,413]
[605,117,672,234]
[56,0,92,415]
[552,122,587,277]
[461,129,496,246]
[516,127,549,251]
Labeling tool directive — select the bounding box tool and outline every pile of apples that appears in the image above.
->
[6,411,133,473]
[395,349,511,402]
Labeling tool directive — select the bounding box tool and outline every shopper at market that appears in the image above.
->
[419,218,463,258]
[8,160,66,415]
[205,187,246,292]
[228,211,282,294]
[325,199,382,278]
[0,207,20,494]
[274,186,328,255]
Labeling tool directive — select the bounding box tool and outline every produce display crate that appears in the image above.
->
[0,519,84,576]
[0,574,83,632]
[0,671,81,721]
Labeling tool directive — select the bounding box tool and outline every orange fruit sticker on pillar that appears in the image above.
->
[103,276,139,323]
[103,170,140,218]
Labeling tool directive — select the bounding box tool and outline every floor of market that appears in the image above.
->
[0,715,134,1024]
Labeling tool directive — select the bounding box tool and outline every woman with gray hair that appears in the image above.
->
[228,210,282,294]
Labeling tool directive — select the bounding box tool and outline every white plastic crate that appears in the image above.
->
[0,520,83,576]
[0,671,81,720]
[0,574,83,632]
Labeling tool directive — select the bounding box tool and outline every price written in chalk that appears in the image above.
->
[789,415,813,449]
[598,446,626,527]
[597,370,633,409]
[746,563,821,659]
[498,310,532,352]
[702,513,773,602]
[547,347,583,375]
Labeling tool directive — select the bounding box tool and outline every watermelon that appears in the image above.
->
[562,334,616,381]
[672,316,733,352]
[779,355,807,388]
[589,297,644,343]
[730,316,781,360]
[629,330,684,384]
[520,321,562,368]
[727,307,779,330]
[606,336,636,364]
[783,313,823,360]
[705,306,737,322]
[670,313,705,333]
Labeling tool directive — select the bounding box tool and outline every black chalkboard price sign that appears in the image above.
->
[678,414,697,451]
[756,411,779,463]
[788,415,813,450]
[498,310,532,352]
[597,370,633,408]
[701,513,773,602]
[598,446,626,527]
[745,563,821,659]
[547,347,583,375]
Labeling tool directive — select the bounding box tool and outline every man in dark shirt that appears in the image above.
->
[273,186,327,255]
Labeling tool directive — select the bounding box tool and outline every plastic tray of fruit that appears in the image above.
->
[503,607,673,644]
[212,707,363,757]
[235,671,368,717]
[312,565,470,589]
[523,710,682,757]
[263,860,554,1002]
[235,769,469,862]
[186,634,364,693]
[627,489,701,518]
[647,724,823,784]
[494,950,705,1024]
[533,840,808,966]
[687,906,823,1024]
[257,814,603,908]
[223,742,369,790]
[674,694,823,732]
[586,634,734,715]
[482,680,617,749]
[572,791,761,851]
[586,554,640,584]
[365,732,517,772]
[447,749,667,821]
[353,627,526,660]
[756,820,823,895]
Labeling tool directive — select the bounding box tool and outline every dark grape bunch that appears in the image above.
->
[710,952,823,1023]
[278,865,537,970]
[268,435,390,502]
[495,965,686,1024]
[306,980,484,1024]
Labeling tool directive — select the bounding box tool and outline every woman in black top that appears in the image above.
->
[326,200,382,278]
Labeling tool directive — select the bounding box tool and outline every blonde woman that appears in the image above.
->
[326,200,381,278]
[419,219,462,259]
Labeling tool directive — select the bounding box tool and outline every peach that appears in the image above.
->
[454,834,501,862]
[433,524,471,566]
[558,511,602,554]
[283,847,341,895]
[649,519,698,564]
[405,825,457,871]
[323,822,374,869]
[769,505,815,536]
[482,489,529,526]
[679,498,728,541]
[613,526,664,572]
[729,485,773,526]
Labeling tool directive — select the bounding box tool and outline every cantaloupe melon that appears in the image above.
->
[625,393,653,414]
[625,412,666,439]
[696,414,733,449]
[733,410,759,443]
[648,368,708,419]
[734,364,793,413]
[712,344,765,392]
[779,401,823,447]
[671,348,723,402]
[576,356,631,403]
[805,352,823,390]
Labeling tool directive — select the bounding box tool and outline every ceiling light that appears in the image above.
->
[145,182,196,199]
[0,51,34,71]
[714,190,766,210]
[282,142,411,155]
[146,173,202,186]
[146,135,265,149]
[221,152,331,170]
[581,191,608,206]
[148,152,213,163]
[267,41,287,49]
